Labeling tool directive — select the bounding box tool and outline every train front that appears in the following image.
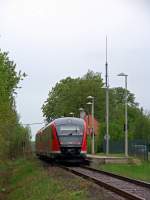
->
[54,117,87,161]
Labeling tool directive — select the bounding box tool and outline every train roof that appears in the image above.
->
[54,117,84,126]
[36,117,85,135]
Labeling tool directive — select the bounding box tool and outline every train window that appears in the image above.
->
[56,124,84,136]
[56,124,84,145]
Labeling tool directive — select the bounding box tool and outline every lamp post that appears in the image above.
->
[87,96,95,154]
[118,73,128,157]
[105,36,109,155]
[69,112,74,117]
[79,107,85,119]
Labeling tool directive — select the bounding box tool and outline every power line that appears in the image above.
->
[22,122,45,126]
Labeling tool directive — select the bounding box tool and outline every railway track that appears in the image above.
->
[61,165,150,200]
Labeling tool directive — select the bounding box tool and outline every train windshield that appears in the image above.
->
[56,124,84,145]
[57,124,83,135]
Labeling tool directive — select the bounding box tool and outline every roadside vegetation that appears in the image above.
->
[2,158,103,200]
[0,50,31,161]
[99,162,150,182]
[0,50,31,199]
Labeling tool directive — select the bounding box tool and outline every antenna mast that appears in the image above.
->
[105,36,109,155]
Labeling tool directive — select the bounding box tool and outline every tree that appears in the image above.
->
[42,70,104,121]
[0,50,30,159]
[42,70,150,152]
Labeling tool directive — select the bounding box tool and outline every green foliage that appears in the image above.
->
[42,70,150,152]
[7,158,88,200]
[99,162,150,181]
[0,50,30,160]
[87,136,92,153]
[42,70,104,121]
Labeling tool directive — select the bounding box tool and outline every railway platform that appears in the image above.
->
[87,154,129,165]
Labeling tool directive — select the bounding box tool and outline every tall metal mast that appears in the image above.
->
[105,36,109,155]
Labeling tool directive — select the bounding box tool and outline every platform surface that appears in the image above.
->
[87,154,129,164]
[87,154,127,159]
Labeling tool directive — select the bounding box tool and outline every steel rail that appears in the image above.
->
[61,166,146,200]
[83,166,150,189]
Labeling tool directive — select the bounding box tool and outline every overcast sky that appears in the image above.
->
[0,0,150,139]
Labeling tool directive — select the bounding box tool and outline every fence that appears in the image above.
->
[102,139,149,160]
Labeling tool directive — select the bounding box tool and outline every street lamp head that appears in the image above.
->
[69,112,74,115]
[79,107,84,111]
[87,102,92,105]
[117,72,128,77]
[87,96,94,100]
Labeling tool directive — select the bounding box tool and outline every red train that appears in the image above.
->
[35,117,87,162]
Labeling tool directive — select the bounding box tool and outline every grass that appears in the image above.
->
[99,162,150,182]
[3,158,89,200]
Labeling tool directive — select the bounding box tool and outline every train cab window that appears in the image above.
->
[56,124,84,145]
[57,124,84,135]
